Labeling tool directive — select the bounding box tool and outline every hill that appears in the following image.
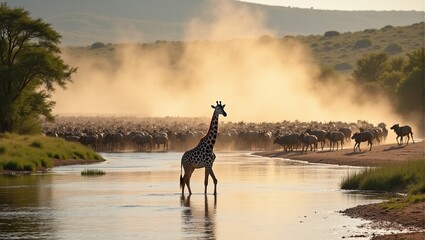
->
[63,22,424,73]
[6,0,424,46]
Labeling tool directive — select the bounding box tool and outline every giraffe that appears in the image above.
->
[180,101,227,195]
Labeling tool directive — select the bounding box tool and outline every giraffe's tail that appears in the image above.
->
[180,160,183,189]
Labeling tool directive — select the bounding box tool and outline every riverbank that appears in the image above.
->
[254,141,424,167]
[0,133,104,175]
[342,200,425,240]
[255,141,425,239]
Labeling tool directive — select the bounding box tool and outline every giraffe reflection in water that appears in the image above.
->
[180,195,217,239]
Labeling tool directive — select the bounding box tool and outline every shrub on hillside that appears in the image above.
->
[381,25,394,31]
[324,31,340,37]
[384,43,402,55]
[352,39,372,50]
[90,42,106,49]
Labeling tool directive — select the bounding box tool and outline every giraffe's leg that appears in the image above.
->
[182,164,192,195]
[207,167,218,195]
[181,171,186,196]
[204,168,209,194]
[185,167,195,195]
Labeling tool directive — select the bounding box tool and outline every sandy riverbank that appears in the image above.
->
[255,141,425,240]
[254,141,424,167]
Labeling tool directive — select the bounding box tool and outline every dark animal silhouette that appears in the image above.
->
[325,131,345,151]
[273,133,300,152]
[299,133,318,153]
[352,131,374,152]
[180,101,227,195]
[306,129,326,150]
[390,124,414,145]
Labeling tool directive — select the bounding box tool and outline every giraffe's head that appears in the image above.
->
[211,101,227,117]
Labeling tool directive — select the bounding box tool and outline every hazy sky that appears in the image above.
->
[242,0,424,11]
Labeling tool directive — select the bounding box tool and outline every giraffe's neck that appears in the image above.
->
[201,113,219,149]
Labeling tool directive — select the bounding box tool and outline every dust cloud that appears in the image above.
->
[52,0,405,127]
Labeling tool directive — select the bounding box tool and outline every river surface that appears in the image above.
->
[0,152,394,239]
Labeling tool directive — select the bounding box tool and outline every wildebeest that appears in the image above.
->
[273,133,300,152]
[79,134,99,150]
[306,129,326,150]
[338,127,352,142]
[352,131,374,152]
[369,128,382,145]
[377,123,388,143]
[153,132,169,151]
[390,124,414,145]
[325,131,345,151]
[299,133,318,153]
[133,133,153,151]
[103,133,124,151]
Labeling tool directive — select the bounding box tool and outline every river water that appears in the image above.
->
[0,152,395,239]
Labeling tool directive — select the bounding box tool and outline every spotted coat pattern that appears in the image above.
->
[182,114,218,169]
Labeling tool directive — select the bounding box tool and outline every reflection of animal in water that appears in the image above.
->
[180,101,227,195]
[180,195,216,239]
[352,131,374,152]
[390,124,414,145]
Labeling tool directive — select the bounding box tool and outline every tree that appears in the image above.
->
[353,52,388,83]
[0,4,76,133]
[396,48,424,118]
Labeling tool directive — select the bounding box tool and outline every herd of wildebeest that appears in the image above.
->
[41,116,415,153]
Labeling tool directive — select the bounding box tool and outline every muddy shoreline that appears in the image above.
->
[254,141,425,239]
[0,158,104,175]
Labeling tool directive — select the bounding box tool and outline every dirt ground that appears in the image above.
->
[53,158,104,167]
[342,201,425,240]
[255,141,424,167]
[255,141,425,240]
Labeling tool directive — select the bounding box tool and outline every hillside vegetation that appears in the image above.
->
[299,22,424,71]
[64,22,424,73]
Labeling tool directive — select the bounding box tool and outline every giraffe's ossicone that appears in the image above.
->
[180,101,227,195]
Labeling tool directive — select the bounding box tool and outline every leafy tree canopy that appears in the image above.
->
[0,3,76,133]
[353,52,388,82]
[352,48,424,133]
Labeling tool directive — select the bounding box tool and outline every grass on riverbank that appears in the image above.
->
[341,158,425,194]
[0,133,103,172]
